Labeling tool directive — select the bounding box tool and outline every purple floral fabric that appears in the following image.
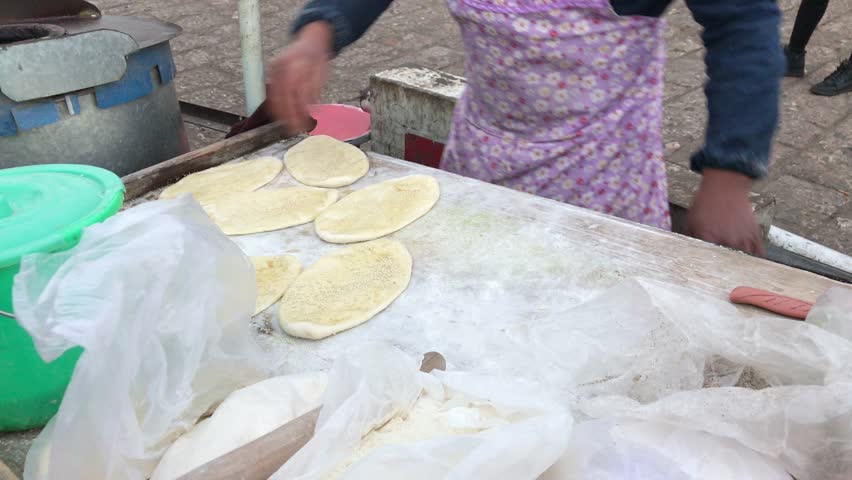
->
[442,0,671,229]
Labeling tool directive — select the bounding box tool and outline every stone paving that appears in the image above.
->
[96,0,852,255]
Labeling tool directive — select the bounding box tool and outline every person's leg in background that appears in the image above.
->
[784,0,852,95]
[784,0,829,77]
[810,49,852,96]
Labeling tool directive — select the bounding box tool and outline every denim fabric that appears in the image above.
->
[292,0,394,54]
[293,0,784,179]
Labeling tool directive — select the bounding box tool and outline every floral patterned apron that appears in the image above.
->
[442,0,670,229]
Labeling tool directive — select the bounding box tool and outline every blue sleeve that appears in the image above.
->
[613,0,784,179]
[292,0,395,54]
[684,0,785,179]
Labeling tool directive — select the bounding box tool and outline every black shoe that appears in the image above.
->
[784,45,806,78]
[810,59,852,96]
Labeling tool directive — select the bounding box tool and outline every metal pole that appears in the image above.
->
[768,226,852,275]
[238,0,265,115]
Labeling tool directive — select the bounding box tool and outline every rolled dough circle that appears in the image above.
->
[251,255,302,315]
[284,135,369,188]
[202,187,338,235]
[159,157,283,205]
[314,175,440,244]
[279,239,413,340]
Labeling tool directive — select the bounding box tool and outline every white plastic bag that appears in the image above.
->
[807,286,852,342]
[513,278,745,405]
[542,419,790,480]
[152,372,328,479]
[553,278,852,480]
[14,197,268,480]
[271,343,572,480]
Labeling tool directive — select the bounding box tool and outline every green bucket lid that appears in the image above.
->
[0,164,125,268]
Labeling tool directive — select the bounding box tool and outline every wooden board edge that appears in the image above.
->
[121,123,288,201]
[177,407,321,480]
[0,459,18,480]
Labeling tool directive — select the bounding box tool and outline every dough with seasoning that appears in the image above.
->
[159,157,282,204]
[251,255,302,315]
[279,239,412,340]
[314,175,439,243]
[203,187,338,235]
[284,135,369,188]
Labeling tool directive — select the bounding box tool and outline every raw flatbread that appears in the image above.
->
[203,187,338,235]
[279,239,412,340]
[284,135,369,188]
[159,157,282,204]
[150,373,327,480]
[314,175,439,243]
[251,255,302,315]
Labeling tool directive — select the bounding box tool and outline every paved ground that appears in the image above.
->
[97,0,852,255]
[0,4,850,473]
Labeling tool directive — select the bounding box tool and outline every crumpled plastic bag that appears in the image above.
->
[152,372,328,479]
[525,278,852,480]
[144,277,849,480]
[542,419,790,480]
[807,285,852,342]
[14,197,268,480]
[266,281,849,480]
[270,343,572,480]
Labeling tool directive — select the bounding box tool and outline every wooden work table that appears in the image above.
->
[123,126,844,374]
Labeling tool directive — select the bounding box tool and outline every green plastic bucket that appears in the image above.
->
[0,164,124,431]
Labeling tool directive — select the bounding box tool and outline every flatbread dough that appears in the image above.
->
[314,175,439,243]
[284,135,369,188]
[279,239,412,340]
[203,187,338,235]
[159,157,283,204]
[251,255,302,315]
[150,373,327,480]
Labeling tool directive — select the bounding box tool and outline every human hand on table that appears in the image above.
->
[268,21,333,133]
[687,169,766,257]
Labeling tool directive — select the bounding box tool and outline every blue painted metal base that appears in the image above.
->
[1,42,177,137]
[0,42,188,176]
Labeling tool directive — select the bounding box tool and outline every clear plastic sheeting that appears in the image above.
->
[16,186,852,480]
[515,278,852,396]
[150,275,851,480]
[577,382,850,480]
[542,419,791,480]
[14,197,268,480]
[270,344,572,480]
[151,373,329,480]
[807,285,852,342]
[533,279,852,480]
[342,279,850,480]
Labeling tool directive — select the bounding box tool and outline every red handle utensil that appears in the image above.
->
[729,286,814,320]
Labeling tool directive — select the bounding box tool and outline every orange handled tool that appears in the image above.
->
[729,286,814,320]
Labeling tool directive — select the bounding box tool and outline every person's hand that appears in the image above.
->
[268,22,334,133]
[687,168,766,257]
